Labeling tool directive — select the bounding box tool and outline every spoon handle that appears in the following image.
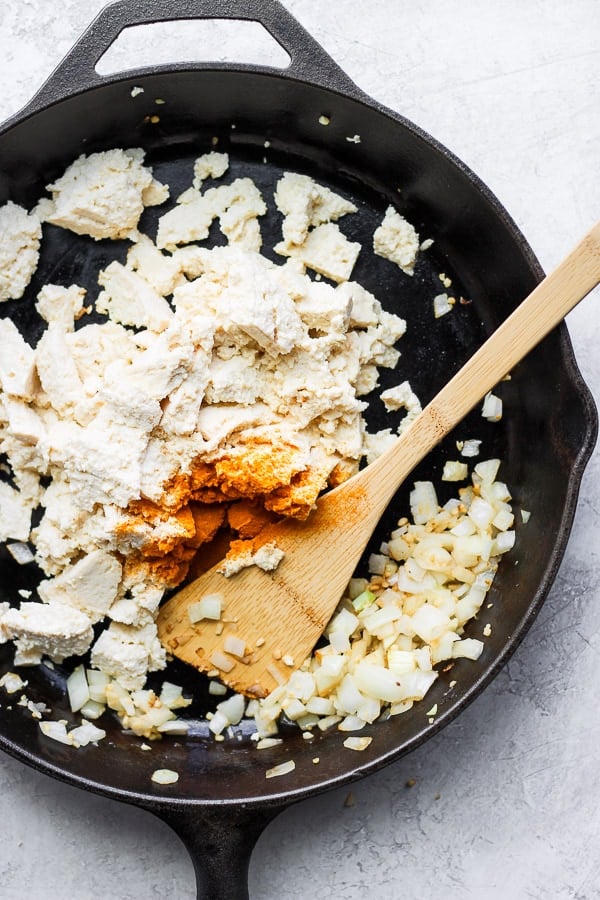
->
[363,222,600,511]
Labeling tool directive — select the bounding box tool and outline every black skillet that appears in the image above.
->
[0,1,597,897]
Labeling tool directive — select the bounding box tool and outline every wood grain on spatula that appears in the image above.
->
[157,222,600,698]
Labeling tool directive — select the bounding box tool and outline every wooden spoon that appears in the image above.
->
[157,222,600,698]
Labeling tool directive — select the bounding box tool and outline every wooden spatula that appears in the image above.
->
[157,223,600,698]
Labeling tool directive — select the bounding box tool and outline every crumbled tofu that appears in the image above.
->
[126,235,185,296]
[157,177,266,253]
[274,172,357,246]
[37,550,122,622]
[0,481,34,542]
[217,541,285,577]
[35,283,87,331]
[0,601,94,665]
[214,178,266,250]
[97,261,174,332]
[0,319,38,399]
[0,159,428,727]
[380,380,422,434]
[276,222,361,283]
[35,324,86,416]
[39,148,168,240]
[336,282,381,328]
[90,622,166,691]
[0,201,42,302]
[156,192,219,250]
[192,151,229,188]
[373,206,420,275]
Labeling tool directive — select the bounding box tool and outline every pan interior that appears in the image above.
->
[0,69,594,805]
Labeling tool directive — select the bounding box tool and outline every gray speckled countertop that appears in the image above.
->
[1,2,599,898]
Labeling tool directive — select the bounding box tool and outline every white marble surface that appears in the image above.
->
[1,1,599,897]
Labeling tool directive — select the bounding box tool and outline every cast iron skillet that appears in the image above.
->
[0,1,597,897]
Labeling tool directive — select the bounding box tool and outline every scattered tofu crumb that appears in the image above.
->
[131,86,144,97]
[521,509,531,523]
[380,381,422,434]
[483,623,492,637]
[439,272,452,288]
[373,206,420,275]
[318,115,330,125]
[192,151,229,189]
[346,134,361,143]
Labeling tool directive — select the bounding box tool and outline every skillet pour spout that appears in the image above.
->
[0,1,596,898]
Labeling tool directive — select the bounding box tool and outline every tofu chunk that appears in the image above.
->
[274,172,357,246]
[0,601,94,665]
[35,283,87,332]
[39,148,168,241]
[0,201,42,302]
[90,622,166,691]
[192,151,229,188]
[0,319,37,400]
[275,222,361,283]
[37,550,122,623]
[373,206,420,275]
[97,261,174,332]
[0,481,33,542]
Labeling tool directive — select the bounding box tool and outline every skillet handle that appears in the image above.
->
[152,803,283,900]
[22,0,365,117]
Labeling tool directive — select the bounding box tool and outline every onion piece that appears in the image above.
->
[151,768,179,785]
[265,760,295,779]
[67,665,90,713]
[6,542,35,564]
[343,736,373,751]
[188,593,224,624]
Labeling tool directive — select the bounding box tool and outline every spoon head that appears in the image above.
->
[157,483,376,697]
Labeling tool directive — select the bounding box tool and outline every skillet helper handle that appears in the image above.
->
[155,804,282,900]
[24,0,363,116]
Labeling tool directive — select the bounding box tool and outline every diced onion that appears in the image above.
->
[223,635,246,659]
[188,593,224,624]
[442,461,468,482]
[151,768,179,785]
[209,650,235,673]
[482,391,503,421]
[39,721,71,745]
[6,542,34,565]
[67,665,90,713]
[265,760,295,778]
[69,722,106,747]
